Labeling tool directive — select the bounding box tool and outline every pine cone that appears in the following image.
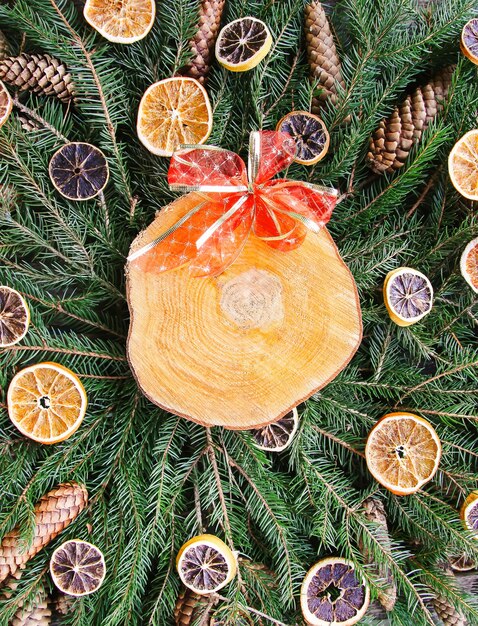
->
[181,0,225,84]
[0,54,75,103]
[360,497,397,612]
[304,1,346,114]
[367,65,454,174]
[432,567,467,626]
[0,30,10,60]
[174,587,213,626]
[0,482,88,583]
[10,589,52,626]
[17,114,41,132]
[50,591,75,626]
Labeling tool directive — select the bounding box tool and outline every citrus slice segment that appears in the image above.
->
[83,0,155,44]
[300,557,370,626]
[448,129,478,200]
[137,77,212,156]
[251,407,299,452]
[365,412,441,496]
[50,540,106,596]
[461,19,478,65]
[461,491,478,536]
[49,142,109,201]
[0,80,12,128]
[449,553,476,572]
[215,17,272,72]
[460,237,478,293]
[176,534,237,595]
[276,111,329,165]
[383,267,433,327]
[7,362,87,444]
[0,285,30,347]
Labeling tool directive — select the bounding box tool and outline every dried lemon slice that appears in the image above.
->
[251,407,299,452]
[137,77,212,156]
[215,17,272,72]
[50,539,106,596]
[365,412,441,496]
[0,285,30,347]
[49,142,109,201]
[461,19,478,65]
[448,129,478,200]
[460,237,478,293]
[0,80,12,128]
[176,534,237,595]
[383,267,433,327]
[7,362,87,444]
[84,0,155,44]
[300,557,370,626]
[276,111,329,165]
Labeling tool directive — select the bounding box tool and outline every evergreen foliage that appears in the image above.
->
[1,0,478,624]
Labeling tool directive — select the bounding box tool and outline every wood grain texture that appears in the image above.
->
[126,192,362,429]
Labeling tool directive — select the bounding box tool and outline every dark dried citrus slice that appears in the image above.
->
[49,142,109,201]
[449,553,476,572]
[0,285,30,347]
[461,19,478,65]
[176,534,237,595]
[0,80,12,128]
[251,407,299,452]
[50,539,106,596]
[276,111,330,165]
[300,557,370,626]
[383,267,433,327]
[215,17,272,72]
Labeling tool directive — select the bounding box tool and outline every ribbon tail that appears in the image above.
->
[196,194,249,249]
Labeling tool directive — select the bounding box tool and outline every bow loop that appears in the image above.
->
[250,130,297,185]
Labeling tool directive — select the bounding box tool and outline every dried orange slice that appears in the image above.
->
[365,412,441,496]
[50,540,106,596]
[176,534,237,595]
[448,130,478,200]
[300,557,370,626]
[0,80,12,128]
[460,491,478,536]
[276,111,329,165]
[449,553,476,572]
[0,286,30,347]
[383,267,433,327]
[83,0,155,44]
[461,19,478,65]
[137,77,212,156]
[215,17,272,72]
[251,407,299,452]
[7,362,87,444]
[460,237,478,293]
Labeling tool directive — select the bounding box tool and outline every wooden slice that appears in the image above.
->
[126,192,362,429]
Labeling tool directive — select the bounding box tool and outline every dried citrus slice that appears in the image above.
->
[0,285,30,347]
[383,267,433,327]
[176,534,237,595]
[7,362,87,444]
[49,142,109,201]
[300,557,370,626]
[461,19,478,65]
[83,0,155,44]
[251,407,299,452]
[0,80,12,128]
[137,77,212,156]
[50,540,106,596]
[215,17,272,72]
[449,553,476,572]
[365,412,441,496]
[460,237,478,293]
[448,129,478,200]
[461,491,478,536]
[276,111,329,165]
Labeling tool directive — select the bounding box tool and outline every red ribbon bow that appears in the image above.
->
[129,130,338,277]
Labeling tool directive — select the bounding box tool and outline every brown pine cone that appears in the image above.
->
[0,54,75,103]
[432,567,467,626]
[0,30,10,60]
[360,497,397,612]
[304,1,346,114]
[181,0,225,84]
[17,114,41,132]
[10,590,52,626]
[174,587,214,626]
[0,482,88,583]
[367,65,454,174]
